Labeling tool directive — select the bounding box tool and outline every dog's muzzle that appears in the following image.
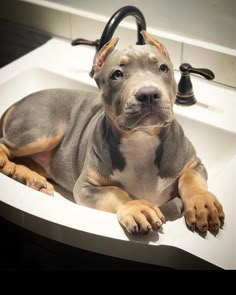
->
[117,86,172,130]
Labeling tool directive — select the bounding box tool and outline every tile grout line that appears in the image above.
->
[180,42,184,64]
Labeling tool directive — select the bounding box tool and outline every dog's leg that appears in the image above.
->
[178,160,225,232]
[74,170,165,234]
[0,143,55,195]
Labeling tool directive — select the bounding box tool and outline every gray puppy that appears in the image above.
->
[0,31,224,234]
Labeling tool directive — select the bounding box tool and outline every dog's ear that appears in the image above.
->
[91,37,119,78]
[141,31,169,59]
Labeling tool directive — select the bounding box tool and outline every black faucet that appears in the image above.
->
[72,6,146,77]
[72,5,146,52]
[176,63,215,106]
[97,5,146,51]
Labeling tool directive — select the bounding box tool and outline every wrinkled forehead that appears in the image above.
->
[105,44,171,68]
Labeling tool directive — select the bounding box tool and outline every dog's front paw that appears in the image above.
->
[117,200,165,235]
[183,192,225,233]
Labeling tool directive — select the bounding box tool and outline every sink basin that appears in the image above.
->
[0,38,235,269]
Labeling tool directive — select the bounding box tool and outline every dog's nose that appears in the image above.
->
[135,87,161,104]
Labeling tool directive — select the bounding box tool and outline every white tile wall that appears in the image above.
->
[71,14,104,43]
[183,44,236,88]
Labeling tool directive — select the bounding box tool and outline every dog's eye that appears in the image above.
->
[159,64,169,73]
[111,70,124,80]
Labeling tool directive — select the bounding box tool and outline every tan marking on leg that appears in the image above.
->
[87,168,122,187]
[86,169,129,211]
[0,144,12,159]
[178,159,224,232]
[179,160,207,194]
[13,134,64,157]
[95,186,131,213]
[87,169,128,212]
[87,169,113,186]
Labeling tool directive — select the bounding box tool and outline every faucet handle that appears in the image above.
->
[175,63,215,106]
[180,63,215,80]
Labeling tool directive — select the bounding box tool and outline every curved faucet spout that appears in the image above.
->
[97,5,146,51]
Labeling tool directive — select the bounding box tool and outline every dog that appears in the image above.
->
[0,31,224,234]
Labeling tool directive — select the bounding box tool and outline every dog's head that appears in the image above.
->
[92,31,177,132]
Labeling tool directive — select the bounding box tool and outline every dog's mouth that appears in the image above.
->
[117,107,172,131]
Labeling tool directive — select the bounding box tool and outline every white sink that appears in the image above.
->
[0,38,235,269]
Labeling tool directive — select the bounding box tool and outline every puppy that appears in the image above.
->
[0,31,224,234]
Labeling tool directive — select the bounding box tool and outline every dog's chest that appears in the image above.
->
[111,132,175,206]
